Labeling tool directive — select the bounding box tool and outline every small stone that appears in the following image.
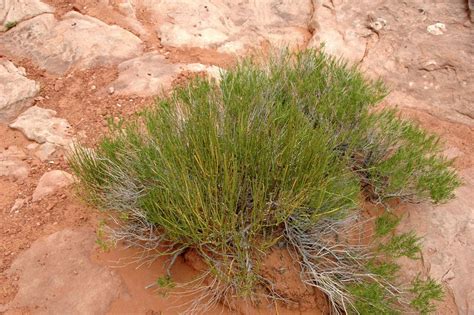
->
[32,170,74,202]
[9,106,73,146]
[427,23,446,35]
[34,142,57,161]
[108,86,115,94]
[369,17,387,32]
[10,198,26,213]
[54,79,64,91]
[91,85,96,90]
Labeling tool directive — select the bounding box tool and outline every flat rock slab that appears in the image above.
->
[308,0,473,126]
[111,52,223,96]
[0,0,54,31]
[0,59,40,123]
[9,106,73,146]
[0,228,123,314]
[0,12,143,74]
[141,0,312,53]
[399,167,474,314]
[111,52,182,97]
[0,145,29,180]
[32,170,74,201]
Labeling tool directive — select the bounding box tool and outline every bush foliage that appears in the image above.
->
[70,49,459,314]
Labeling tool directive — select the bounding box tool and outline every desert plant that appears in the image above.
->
[70,49,459,314]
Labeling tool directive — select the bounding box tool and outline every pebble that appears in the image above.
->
[427,22,446,35]
[10,199,26,213]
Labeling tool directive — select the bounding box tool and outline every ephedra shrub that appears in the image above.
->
[69,50,459,314]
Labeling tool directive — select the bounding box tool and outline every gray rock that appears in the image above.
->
[0,12,143,74]
[9,106,73,146]
[0,59,40,123]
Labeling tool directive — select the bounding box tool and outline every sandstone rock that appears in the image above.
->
[0,146,29,180]
[10,198,26,213]
[34,142,57,161]
[0,0,54,32]
[148,0,312,52]
[111,52,181,97]
[0,12,143,74]
[9,106,73,146]
[427,23,447,36]
[306,1,367,62]
[308,0,473,126]
[0,229,122,314]
[399,168,474,314]
[111,52,224,96]
[183,63,223,82]
[26,142,39,150]
[0,59,40,123]
[32,170,74,201]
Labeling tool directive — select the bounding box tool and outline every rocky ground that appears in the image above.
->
[0,0,473,314]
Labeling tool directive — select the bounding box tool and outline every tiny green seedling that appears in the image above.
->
[5,21,18,31]
[95,219,112,251]
[155,275,175,297]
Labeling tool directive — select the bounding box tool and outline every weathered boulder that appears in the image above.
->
[0,59,40,123]
[0,0,53,32]
[9,106,73,146]
[0,12,143,74]
[32,170,74,201]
